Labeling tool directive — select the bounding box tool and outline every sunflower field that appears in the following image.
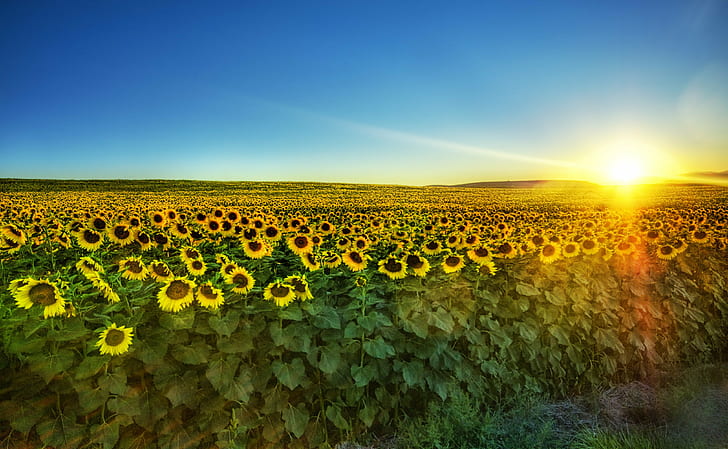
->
[1,179,727,449]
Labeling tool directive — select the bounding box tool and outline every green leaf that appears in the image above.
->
[27,349,75,383]
[48,318,90,341]
[547,325,570,346]
[91,420,120,449]
[363,336,396,359]
[516,322,538,342]
[37,415,86,449]
[172,340,211,365]
[406,311,429,338]
[217,332,255,354]
[10,401,46,433]
[7,335,45,354]
[272,358,307,390]
[164,371,199,407]
[282,403,310,438]
[280,303,303,321]
[359,403,379,428]
[75,356,107,380]
[516,282,540,296]
[319,344,342,374]
[351,363,377,387]
[206,356,241,398]
[311,305,341,329]
[427,307,454,333]
[99,371,128,395]
[402,360,425,387]
[159,308,196,330]
[78,388,109,414]
[209,309,242,337]
[544,290,567,306]
[326,404,351,430]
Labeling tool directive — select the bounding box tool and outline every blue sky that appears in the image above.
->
[1,0,727,185]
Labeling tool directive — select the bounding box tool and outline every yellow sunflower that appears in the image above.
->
[284,275,314,300]
[422,240,443,255]
[378,256,407,280]
[300,252,321,271]
[14,278,67,318]
[467,246,492,265]
[196,283,225,309]
[135,231,153,251]
[158,278,197,312]
[405,253,431,277]
[186,258,207,277]
[562,242,580,258]
[150,211,167,228]
[76,256,105,278]
[322,251,342,269]
[180,246,202,264]
[495,242,517,259]
[614,240,636,256]
[227,267,255,294]
[119,257,148,281]
[580,238,599,255]
[690,229,710,244]
[478,260,498,276]
[539,243,561,264]
[288,234,314,255]
[342,250,369,272]
[656,244,678,261]
[91,277,121,303]
[76,229,104,251]
[262,225,281,241]
[442,254,465,274]
[1,224,27,245]
[107,224,135,246]
[263,281,296,307]
[96,323,134,356]
[149,260,174,282]
[242,239,271,259]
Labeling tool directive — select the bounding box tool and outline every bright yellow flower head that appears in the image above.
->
[96,323,134,356]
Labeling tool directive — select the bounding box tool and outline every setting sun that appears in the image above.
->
[606,154,645,185]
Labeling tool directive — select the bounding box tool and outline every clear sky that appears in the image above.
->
[1,0,727,185]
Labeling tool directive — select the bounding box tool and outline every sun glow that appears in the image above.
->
[585,138,678,186]
[606,153,645,185]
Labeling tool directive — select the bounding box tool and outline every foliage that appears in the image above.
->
[0,181,727,448]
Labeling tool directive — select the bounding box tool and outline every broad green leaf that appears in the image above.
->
[78,388,109,414]
[427,307,454,333]
[159,308,196,330]
[516,282,540,296]
[48,318,90,341]
[351,363,377,387]
[164,371,199,407]
[91,420,120,449]
[311,305,341,329]
[217,332,255,354]
[272,358,307,390]
[206,356,241,398]
[99,371,128,395]
[74,356,107,380]
[359,403,379,428]
[319,345,342,374]
[10,401,46,433]
[544,290,567,306]
[402,360,424,387]
[326,404,350,430]
[209,310,242,337]
[37,415,86,449]
[547,325,570,346]
[516,322,538,342]
[282,403,310,438]
[363,336,395,359]
[28,349,75,383]
[172,340,211,365]
[280,303,303,320]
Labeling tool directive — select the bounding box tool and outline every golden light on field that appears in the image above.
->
[584,138,679,186]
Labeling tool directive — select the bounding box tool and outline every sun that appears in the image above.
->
[606,153,645,185]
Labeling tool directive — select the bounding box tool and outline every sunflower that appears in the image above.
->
[186,259,207,277]
[158,278,196,312]
[342,250,369,272]
[152,232,172,250]
[88,216,107,232]
[76,256,105,278]
[227,267,255,294]
[422,240,443,255]
[335,237,351,251]
[466,246,492,265]
[206,219,221,233]
[614,240,636,256]
[562,242,580,258]
[179,246,202,264]
[91,277,121,303]
[76,229,104,251]
[300,252,321,271]
[220,261,240,279]
[441,254,465,274]
[263,281,296,307]
[580,238,599,255]
[1,224,27,245]
[656,244,678,261]
[284,275,314,300]
[318,221,335,235]
[495,242,517,259]
[405,252,430,277]
[196,283,225,309]
[119,257,148,281]
[14,278,66,318]
[353,237,370,251]
[322,251,342,269]
[8,278,30,295]
[478,260,498,276]
[242,239,271,259]
[107,224,135,246]
[690,229,710,244]
[288,234,314,255]
[135,231,153,251]
[170,222,191,240]
[149,260,174,282]
[262,225,281,241]
[539,243,561,264]
[96,323,134,356]
[644,230,661,243]
[150,211,167,228]
[673,239,688,254]
[378,256,407,280]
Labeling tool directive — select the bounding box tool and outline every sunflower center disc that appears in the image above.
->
[384,260,402,272]
[29,284,57,306]
[445,256,460,267]
[105,329,125,346]
[271,286,290,297]
[166,280,190,300]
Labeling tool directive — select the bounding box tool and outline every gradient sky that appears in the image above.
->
[1,0,727,185]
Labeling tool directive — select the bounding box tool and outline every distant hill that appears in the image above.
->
[681,170,728,179]
[430,180,600,189]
